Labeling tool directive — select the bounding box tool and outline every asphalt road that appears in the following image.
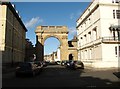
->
[2,65,120,88]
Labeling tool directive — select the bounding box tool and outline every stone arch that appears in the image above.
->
[35,26,69,61]
[43,35,63,46]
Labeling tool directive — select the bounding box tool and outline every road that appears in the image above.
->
[2,65,120,88]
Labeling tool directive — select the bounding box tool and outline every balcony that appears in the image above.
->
[102,37,120,43]
[78,38,102,50]
[78,36,120,50]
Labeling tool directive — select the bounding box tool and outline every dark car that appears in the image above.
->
[65,60,75,69]
[55,61,61,65]
[34,61,43,71]
[15,62,42,77]
[61,60,69,66]
[66,60,84,69]
[41,61,49,67]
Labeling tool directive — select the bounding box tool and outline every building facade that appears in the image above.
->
[77,0,120,68]
[55,46,61,61]
[44,54,53,62]
[68,36,78,60]
[0,2,27,67]
[25,39,35,62]
[43,36,78,62]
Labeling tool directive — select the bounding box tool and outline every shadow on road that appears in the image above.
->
[2,65,120,88]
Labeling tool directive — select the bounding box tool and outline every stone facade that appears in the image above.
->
[44,54,53,62]
[43,36,78,62]
[77,0,120,68]
[25,39,35,62]
[68,36,78,60]
[0,2,27,66]
[35,26,69,61]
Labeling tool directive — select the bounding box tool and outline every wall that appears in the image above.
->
[77,0,120,68]
[1,3,26,65]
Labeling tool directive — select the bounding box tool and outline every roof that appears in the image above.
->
[1,2,27,32]
[76,1,93,22]
[69,36,78,42]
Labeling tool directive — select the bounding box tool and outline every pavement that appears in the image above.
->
[2,65,120,87]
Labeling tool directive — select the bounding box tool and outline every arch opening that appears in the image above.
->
[35,26,69,61]
[44,37,61,62]
[69,53,74,61]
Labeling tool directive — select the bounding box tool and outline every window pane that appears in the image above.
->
[113,10,115,19]
[119,46,120,57]
[115,46,117,55]
[116,10,120,19]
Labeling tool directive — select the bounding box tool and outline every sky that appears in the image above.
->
[12,2,90,55]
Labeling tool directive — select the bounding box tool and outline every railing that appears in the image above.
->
[102,37,120,42]
[78,36,120,50]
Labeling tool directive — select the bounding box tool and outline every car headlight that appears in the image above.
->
[67,63,70,66]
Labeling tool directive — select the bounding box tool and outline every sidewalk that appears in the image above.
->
[85,66,119,71]
[84,67,120,81]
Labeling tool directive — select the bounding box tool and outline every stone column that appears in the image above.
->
[60,35,68,61]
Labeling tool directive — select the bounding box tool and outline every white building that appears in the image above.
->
[77,0,120,68]
[54,46,61,62]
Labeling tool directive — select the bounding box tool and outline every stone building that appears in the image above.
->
[77,0,120,68]
[44,51,57,62]
[52,51,57,61]
[44,54,53,62]
[0,2,27,67]
[55,46,61,62]
[44,36,78,62]
[25,39,35,62]
[68,36,78,60]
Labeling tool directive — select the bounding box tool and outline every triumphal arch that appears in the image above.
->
[35,26,69,61]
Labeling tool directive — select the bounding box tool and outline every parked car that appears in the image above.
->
[66,60,84,69]
[15,62,42,77]
[61,60,69,66]
[34,61,43,71]
[41,61,49,67]
[65,60,75,69]
[56,61,61,65]
[74,61,84,69]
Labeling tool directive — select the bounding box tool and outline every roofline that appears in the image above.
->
[76,4,99,28]
[37,25,68,27]
[1,2,27,32]
[76,0,94,22]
